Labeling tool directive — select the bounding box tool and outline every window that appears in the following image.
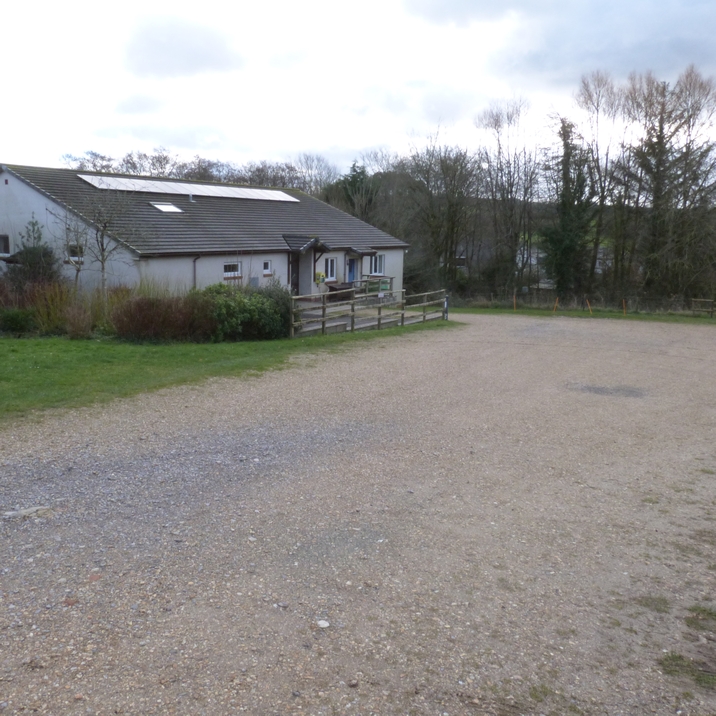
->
[324,257,336,281]
[262,260,273,275]
[369,254,385,275]
[0,235,9,255]
[66,243,84,264]
[150,202,183,213]
[224,262,242,280]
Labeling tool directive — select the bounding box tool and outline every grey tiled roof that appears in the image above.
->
[2,164,408,257]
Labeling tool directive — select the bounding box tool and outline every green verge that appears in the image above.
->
[0,321,455,423]
[450,306,716,324]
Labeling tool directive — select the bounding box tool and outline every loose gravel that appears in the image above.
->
[1,314,716,715]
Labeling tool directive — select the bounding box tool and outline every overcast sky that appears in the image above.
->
[4,0,714,173]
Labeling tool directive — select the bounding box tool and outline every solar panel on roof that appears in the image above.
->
[77,174,300,202]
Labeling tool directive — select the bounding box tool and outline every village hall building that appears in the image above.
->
[0,164,408,295]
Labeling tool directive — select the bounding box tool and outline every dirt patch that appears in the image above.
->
[1,314,716,714]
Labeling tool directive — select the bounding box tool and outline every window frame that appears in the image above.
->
[65,243,85,265]
[324,257,337,281]
[262,259,273,276]
[369,254,385,275]
[223,261,242,280]
[0,234,9,256]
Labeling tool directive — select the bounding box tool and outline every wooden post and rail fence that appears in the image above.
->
[691,298,715,318]
[289,288,448,338]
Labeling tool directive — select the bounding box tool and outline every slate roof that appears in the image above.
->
[1,164,408,257]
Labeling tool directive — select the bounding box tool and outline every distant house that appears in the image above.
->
[0,164,408,295]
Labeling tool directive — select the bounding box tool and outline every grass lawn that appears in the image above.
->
[0,321,454,422]
[451,305,716,324]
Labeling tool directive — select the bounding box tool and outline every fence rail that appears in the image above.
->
[692,298,715,317]
[290,288,447,337]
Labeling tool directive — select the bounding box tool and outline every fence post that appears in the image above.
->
[401,289,405,326]
[350,297,355,332]
[443,291,449,320]
[290,296,295,338]
[378,303,382,330]
[423,301,427,323]
[321,292,327,335]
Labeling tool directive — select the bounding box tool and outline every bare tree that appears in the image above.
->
[58,187,138,296]
[476,100,539,293]
[115,147,181,177]
[46,208,91,288]
[293,153,340,195]
[62,151,116,172]
[407,137,480,290]
[575,71,621,292]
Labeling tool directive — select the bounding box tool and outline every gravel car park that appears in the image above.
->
[1,314,716,715]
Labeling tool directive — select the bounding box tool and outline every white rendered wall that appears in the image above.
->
[138,252,291,291]
[0,171,138,289]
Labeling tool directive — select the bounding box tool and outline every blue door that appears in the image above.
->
[347,258,356,282]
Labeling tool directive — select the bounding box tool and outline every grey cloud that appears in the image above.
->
[494,1,716,89]
[126,18,243,78]
[116,95,162,114]
[406,0,716,87]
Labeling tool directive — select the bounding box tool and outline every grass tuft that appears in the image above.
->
[659,652,716,689]
[635,595,670,613]
[685,605,716,631]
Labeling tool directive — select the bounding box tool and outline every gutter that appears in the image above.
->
[192,255,200,289]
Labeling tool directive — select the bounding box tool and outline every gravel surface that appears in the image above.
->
[1,314,716,716]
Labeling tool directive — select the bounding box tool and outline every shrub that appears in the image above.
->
[27,282,73,335]
[111,293,216,342]
[0,308,35,335]
[65,302,93,339]
[0,277,15,309]
[203,283,245,341]
[201,283,286,341]
[251,279,292,338]
[5,217,61,294]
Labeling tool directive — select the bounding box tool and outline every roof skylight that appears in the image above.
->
[150,202,183,213]
[78,174,300,202]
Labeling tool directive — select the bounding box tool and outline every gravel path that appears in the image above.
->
[2,314,716,715]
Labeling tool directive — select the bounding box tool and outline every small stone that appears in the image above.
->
[248,537,257,543]
[292,691,300,697]
[317,620,330,629]
[348,679,359,688]
[277,602,289,609]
